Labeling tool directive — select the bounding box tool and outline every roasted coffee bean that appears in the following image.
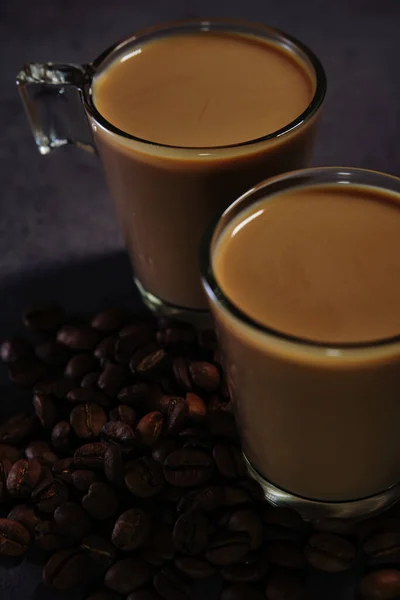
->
[262,507,307,542]
[131,349,172,381]
[43,549,88,590]
[1,337,32,363]
[91,307,130,332]
[164,449,214,487]
[313,518,356,536]
[208,394,231,413]
[8,504,42,535]
[32,478,68,512]
[178,485,225,513]
[81,371,102,389]
[237,478,264,504]
[112,507,151,551]
[0,444,21,463]
[118,383,150,406]
[363,530,400,566]
[35,341,71,366]
[358,568,400,599]
[306,533,356,572]
[173,358,192,392]
[173,511,208,555]
[0,412,36,444]
[267,542,307,570]
[206,532,250,566]
[33,393,56,429]
[70,403,107,439]
[213,443,246,480]
[144,523,175,565]
[36,376,77,399]
[0,517,30,556]
[265,569,306,600]
[51,421,72,453]
[152,439,179,465]
[25,441,57,466]
[109,404,136,428]
[185,392,207,423]
[86,591,121,600]
[0,459,12,502]
[57,325,102,350]
[9,358,47,386]
[153,565,191,600]
[136,411,164,446]
[102,420,136,448]
[98,361,129,397]
[105,557,152,594]
[74,442,108,469]
[125,457,165,498]
[52,458,74,484]
[159,396,186,435]
[127,591,163,600]
[34,519,69,552]
[221,557,266,583]
[174,556,216,580]
[72,469,98,491]
[227,509,263,550]
[65,353,98,378]
[189,361,220,391]
[81,534,117,569]
[157,326,196,348]
[104,445,124,488]
[221,584,265,600]
[67,387,110,408]
[223,486,253,507]
[82,482,118,520]
[7,458,43,499]
[23,303,64,330]
[54,501,92,540]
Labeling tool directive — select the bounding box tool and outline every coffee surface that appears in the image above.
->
[93,31,313,147]
[214,183,400,344]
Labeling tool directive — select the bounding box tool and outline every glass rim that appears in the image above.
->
[200,166,400,351]
[81,17,327,152]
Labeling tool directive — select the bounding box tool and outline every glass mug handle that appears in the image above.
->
[16,62,95,155]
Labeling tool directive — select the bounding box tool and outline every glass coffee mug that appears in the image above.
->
[201,166,400,521]
[17,19,326,319]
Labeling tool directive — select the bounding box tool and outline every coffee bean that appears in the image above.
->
[363,531,400,566]
[153,565,191,600]
[213,443,246,480]
[265,570,307,600]
[7,458,43,498]
[8,503,41,535]
[152,439,179,465]
[1,337,32,363]
[174,556,216,579]
[112,508,151,551]
[237,478,264,504]
[52,458,74,484]
[262,507,307,542]
[0,412,36,444]
[57,325,102,350]
[51,421,72,453]
[86,591,121,600]
[104,445,124,488]
[35,341,71,366]
[102,420,136,449]
[178,485,225,513]
[23,303,64,330]
[206,532,251,566]
[33,393,56,429]
[357,516,400,545]
[164,449,214,487]
[125,457,165,498]
[223,486,253,507]
[267,542,307,570]
[0,517,30,556]
[136,411,164,447]
[82,482,118,520]
[9,357,47,386]
[208,394,231,413]
[185,392,207,423]
[70,403,107,439]
[118,383,150,406]
[0,459,12,502]
[173,358,193,392]
[115,326,155,365]
[35,519,69,552]
[227,509,263,550]
[65,353,98,378]
[54,501,92,540]
[173,511,208,555]
[36,376,77,399]
[67,386,110,408]
[313,518,356,536]
[159,396,186,435]
[127,591,163,600]
[221,584,265,600]
[306,533,355,572]
[109,404,136,427]
[25,441,57,466]
[0,444,21,463]
[43,548,88,590]
[98,361,129,397]
[221,557,266,583]
[91,307,130,332]
[144,523,175,565]
[32,477,68,512]
[358,568,400,599]
[81,371,102,389]
[74,442,108,469]
[189,361,220,391]
[81,534,117,569]
[157,326,196,349]
[72,469,98,491]
[131,349,172,380]
[105,557,152,594]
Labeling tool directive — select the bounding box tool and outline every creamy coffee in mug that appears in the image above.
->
[17,20,326,317]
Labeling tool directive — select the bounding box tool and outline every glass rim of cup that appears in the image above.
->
[82,17,327,152]
[200,165,400,351]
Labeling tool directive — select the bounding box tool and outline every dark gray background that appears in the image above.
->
[0,0,399,597]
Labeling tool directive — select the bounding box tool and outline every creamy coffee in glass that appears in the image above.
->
[202,167,400,521]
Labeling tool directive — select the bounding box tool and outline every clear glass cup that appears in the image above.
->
[16,19,326,321]
[201,166,400,521]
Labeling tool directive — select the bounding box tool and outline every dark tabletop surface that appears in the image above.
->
[0,0,400,597]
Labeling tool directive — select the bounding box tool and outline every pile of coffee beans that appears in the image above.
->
[0,304,399,599]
